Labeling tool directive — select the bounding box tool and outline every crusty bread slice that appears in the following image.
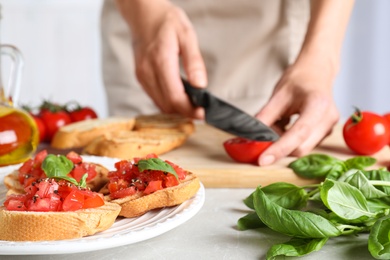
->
[3,163,110,194]
[51,117,136,149]
[134,113,195,136]
[82,130,188,160]
[106,172,200,218]
[0,202,121,241]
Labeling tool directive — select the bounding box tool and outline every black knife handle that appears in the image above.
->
[182,78,207,107]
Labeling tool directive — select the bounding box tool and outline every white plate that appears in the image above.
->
[0,156,205,255]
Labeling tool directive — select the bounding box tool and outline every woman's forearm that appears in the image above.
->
[298,0,355,73]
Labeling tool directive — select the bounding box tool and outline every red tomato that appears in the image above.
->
[69,107,98,122]
[40,110,71,141]
[223,137,273,164]
[31,115,47,143]
[343,109,390,155]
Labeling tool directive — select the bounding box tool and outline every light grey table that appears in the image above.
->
[1,189,374,260]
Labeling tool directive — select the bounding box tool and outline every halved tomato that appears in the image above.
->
[223,137,273,164]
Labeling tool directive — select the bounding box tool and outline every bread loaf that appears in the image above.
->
[134,113,195,136]
[82,130,188,159]
[51,117,135,149]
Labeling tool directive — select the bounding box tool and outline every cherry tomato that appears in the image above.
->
[223,137,273,164]
[343,109,390,155]
[69,107,98,122]
[31,115,47,143]
[40,110,71,141]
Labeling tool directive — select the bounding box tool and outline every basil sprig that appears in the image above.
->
[238,154,390,259]
[137,158,178,180]
[41,154,87,187]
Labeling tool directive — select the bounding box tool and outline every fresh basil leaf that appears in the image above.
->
[320,179,376,222]
[344,156,376,170]
[362,170,390,195]
[41,154,78,185]
[237,211,266,230]
[261,182,308,210]
[368,216,390,259]
[324,162,348,180]
[243,192,255,209]
[253,187,341,238]
[345,170,387,199]
[288,154,343,179]
[79,173,88,188]
[137,158,178,179]
[244,183,309,210]
[266,237,328,260]
[367,197,390,213]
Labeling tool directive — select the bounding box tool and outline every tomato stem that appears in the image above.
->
[351,107,362,124]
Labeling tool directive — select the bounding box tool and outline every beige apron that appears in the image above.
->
[101,0,310,117]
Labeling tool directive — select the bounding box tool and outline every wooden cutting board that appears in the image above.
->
[161,123,390,188]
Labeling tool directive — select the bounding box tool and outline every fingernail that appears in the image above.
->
[190,71,207,87]
[259,155,275,166]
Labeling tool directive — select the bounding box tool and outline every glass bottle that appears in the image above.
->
[0,5,39,166]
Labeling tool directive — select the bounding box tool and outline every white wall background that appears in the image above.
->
[1,0,107,117]
[1,0,390,120]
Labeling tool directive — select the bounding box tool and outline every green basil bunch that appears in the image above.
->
[238,154,390,259]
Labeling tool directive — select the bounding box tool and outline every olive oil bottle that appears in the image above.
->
[0,10,39,166]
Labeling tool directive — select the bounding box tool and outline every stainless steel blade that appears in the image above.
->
[182,79,279,141]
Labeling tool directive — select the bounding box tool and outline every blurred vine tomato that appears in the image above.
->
[31,115,47,143]
[223,137,273,164]
[343,109,390,155]
[39,101,71,141]
[65,101,98,122]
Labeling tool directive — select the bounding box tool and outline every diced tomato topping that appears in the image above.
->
[166,161,187,180]
[107,154,187,199]
[5,198,27,211]
[4,178,104,212]
[27,197,51,212]
[66,151,83,164]
[110,186,137,199]
[62,189,84,211]
[164,174,180,187]
[35,180,59,199]
[144,180,163,195]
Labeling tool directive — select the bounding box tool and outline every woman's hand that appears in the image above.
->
[115,0,207,118]
[255,0,354,165]
[255,51,340,166]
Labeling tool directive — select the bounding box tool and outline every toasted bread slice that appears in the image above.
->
[106,172,200,218]
[51,117,136,149]
[134,113,195,136]
[3,163,109,194]
[0,202,121,241]
[82,130,188,160]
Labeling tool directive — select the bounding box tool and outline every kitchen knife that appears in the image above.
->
[182,79,279,141]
